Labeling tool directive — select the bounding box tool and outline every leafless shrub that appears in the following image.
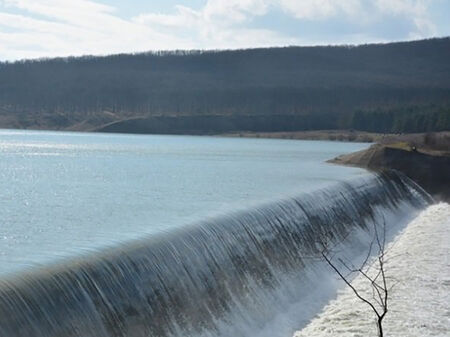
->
[320,221,392,337]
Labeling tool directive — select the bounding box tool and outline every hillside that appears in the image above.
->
[1,38,449,133]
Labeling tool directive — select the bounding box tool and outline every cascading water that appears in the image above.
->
[0,171,432,337]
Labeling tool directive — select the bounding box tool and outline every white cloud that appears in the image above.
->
[132,0,284,49]
[278,0,363,20]
[202,0,269,23]
[0,0,192,60]
[0,0,442,61]
[375,0,436,37]
[134,5,200,29]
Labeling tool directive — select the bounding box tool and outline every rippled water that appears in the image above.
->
[0,129,367,275]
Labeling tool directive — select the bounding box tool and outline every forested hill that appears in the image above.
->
[1,37,449,134]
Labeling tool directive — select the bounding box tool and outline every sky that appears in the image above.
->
[0,0,449,61]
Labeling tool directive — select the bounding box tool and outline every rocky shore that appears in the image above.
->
[328,142,450,201]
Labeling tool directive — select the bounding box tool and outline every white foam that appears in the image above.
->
[294,203,450,337]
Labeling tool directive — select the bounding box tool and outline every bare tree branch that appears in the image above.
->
[320,219,392,337]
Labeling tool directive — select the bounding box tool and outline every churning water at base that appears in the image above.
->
[0,171,431,337]
[294,202,450,337]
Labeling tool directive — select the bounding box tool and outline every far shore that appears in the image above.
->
[223,129,449,148]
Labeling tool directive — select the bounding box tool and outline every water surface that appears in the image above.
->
[0,129,367,275]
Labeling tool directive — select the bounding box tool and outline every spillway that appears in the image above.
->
[0,171,432,337]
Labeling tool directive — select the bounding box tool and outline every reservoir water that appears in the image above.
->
[0,129,432,337]
[0,129,367,275]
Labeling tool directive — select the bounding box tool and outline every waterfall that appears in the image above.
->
[0,171,432,337]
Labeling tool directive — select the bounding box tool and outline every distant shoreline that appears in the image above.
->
[222,129,450,147]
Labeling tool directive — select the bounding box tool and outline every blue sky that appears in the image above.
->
[0,0,449,60]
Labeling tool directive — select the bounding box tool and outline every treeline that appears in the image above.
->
[0,37,449,133]
[97,105,450,135]
[351,105,450,133]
